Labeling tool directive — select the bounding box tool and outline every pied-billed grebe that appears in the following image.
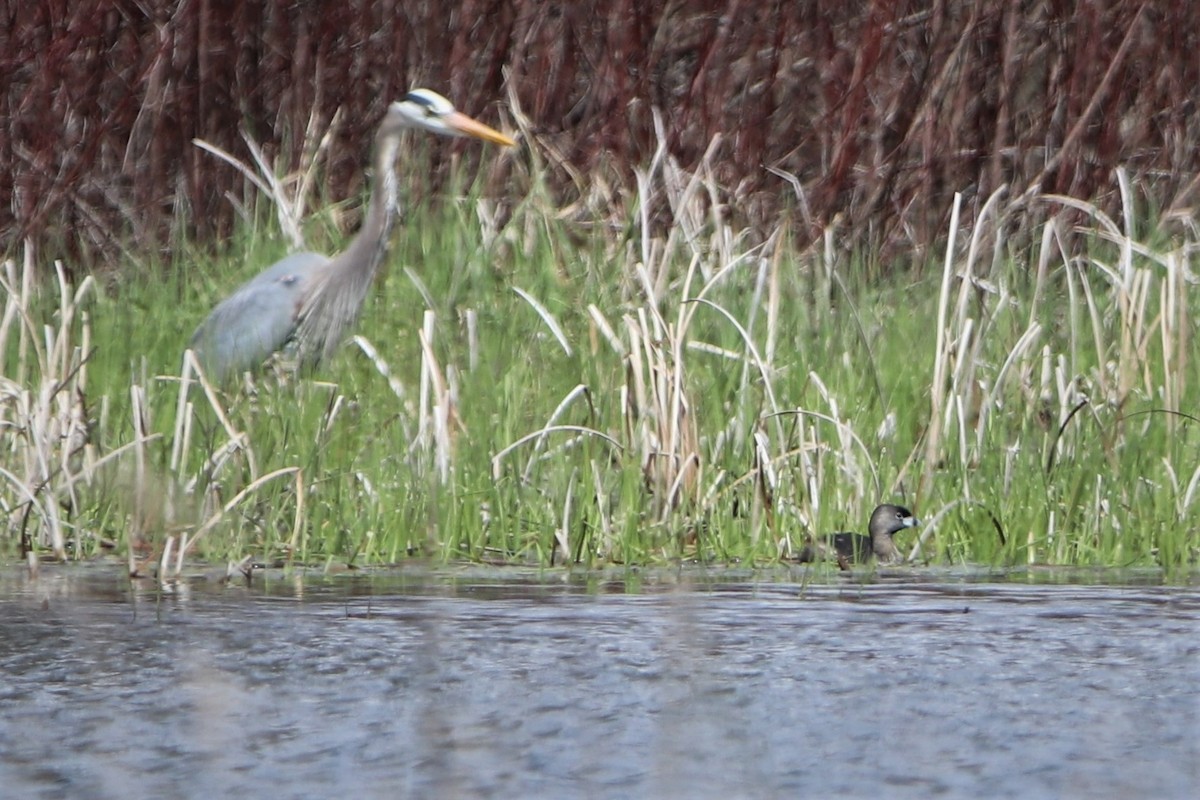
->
[797,504,919,568]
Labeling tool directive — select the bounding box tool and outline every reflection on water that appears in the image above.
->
[0,565,1196,799]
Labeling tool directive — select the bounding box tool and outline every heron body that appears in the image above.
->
[191,251,329,377]
[190,89,514,381]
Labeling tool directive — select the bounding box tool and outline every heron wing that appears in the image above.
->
[191,251,331,379]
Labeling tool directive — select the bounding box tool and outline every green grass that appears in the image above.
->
[3,162,1198,581]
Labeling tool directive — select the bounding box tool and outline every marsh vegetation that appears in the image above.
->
[2,142,1197,579]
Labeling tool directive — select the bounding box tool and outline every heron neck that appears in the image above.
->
[343,130,401,281]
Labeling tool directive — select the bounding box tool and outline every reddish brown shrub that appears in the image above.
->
[2,1,1196,269]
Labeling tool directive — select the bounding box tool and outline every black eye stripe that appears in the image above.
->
[403,92,447,114]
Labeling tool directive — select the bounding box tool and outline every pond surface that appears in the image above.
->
[0,565,1196,799]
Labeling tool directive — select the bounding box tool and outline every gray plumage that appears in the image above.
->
[189,89,514,381]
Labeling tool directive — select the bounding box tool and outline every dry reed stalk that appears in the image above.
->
[415,311,458,485]
[1161,253,1188,427]
[287,468,305,564]
[763,238,783,371]
[180,349,259,499]
[919,193,963,498]
[589,458,615,555]
[555,468,577,563]
[465,308,480,372]
[952,187,1009,465]
[159,535,175,579]
[170,350,197,475]
[519,384,592,484]
[619,145,704,519]
[129,384,148,574]
[192,137,303,248]
[751,429,777,547]
[625,125,792,522]
[192,103,340,249]
[586,304,626,356]
[1184,463,1200,515]
[622,308,700,519]
[491,426,623,483]
[769,406,881,504]
[0,253,94,560]
[513,287,572,355]
[171,466,301,579]
[353,335,410,402]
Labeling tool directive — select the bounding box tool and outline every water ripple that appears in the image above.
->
[0,568,1195,799]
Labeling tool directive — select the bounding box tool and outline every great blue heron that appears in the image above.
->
[190,89,515,381]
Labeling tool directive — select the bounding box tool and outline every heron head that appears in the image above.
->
[384,89,515,146]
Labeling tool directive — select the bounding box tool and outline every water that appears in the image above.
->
[0,565,1196,799]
